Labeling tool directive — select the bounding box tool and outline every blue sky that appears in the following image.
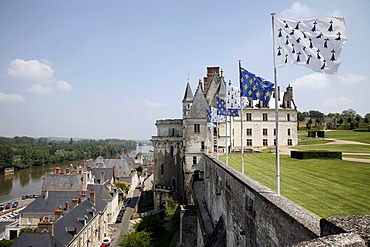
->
[0,1,369,140]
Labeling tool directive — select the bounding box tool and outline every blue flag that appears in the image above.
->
[216,96,227,116]
[240,67,274,105]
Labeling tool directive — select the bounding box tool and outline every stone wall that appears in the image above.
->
[202,154,321,246]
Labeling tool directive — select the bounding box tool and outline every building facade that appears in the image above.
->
[151,66,298,208]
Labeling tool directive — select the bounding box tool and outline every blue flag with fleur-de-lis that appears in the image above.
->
[274,16,346,74]
[240,67,274,105]
[216,96,227,116]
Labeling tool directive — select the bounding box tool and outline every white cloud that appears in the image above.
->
[292,73,331,89]
[281,2,313,19]
[56,80,72,91]
[143,99,168,108]
[337,73,366,85]
[8,59,54,82]
[0,91,25,102]
[322,96,354,111]
[26,84,54,95]
[7,59,71,94]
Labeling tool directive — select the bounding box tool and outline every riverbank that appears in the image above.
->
[0,197,35,217]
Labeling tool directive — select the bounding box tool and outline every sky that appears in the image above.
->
[0,0,369,140]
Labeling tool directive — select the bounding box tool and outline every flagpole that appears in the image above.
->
[272,13,281,196]
[216,118,219,160]
[225,111,229,165]
[239,60,245,175]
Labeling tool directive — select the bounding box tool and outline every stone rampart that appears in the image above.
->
[202,154,320,246]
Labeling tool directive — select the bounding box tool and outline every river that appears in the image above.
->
[0,161,80,204]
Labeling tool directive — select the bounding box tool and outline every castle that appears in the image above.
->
[151,66,298,209]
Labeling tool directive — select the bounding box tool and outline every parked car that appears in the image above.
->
[115,216,122,223]
[102,236,111,246]
[0,204,4,211]
[5,203,12,209]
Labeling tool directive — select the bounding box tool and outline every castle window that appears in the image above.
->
[246,139,252,146]
[246,113,252,121]
[246,129,252,136]
[263,139,268,146]
[193,156,197,165]
[263,113,268,121]
[287,129,291,136]
[160,163,164,175]
[274,139,276,146]
[287,101,291,108]
[172,178,176,192]
[201,141,205,150]
[263,128,268,136]
[287,139,293,146]
[170,146,174,157]
[194,124,200,133]
[287,113,291,121]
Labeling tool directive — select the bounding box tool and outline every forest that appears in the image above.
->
[0,136,136,171]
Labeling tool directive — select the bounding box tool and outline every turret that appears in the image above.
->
[182,82,193,118]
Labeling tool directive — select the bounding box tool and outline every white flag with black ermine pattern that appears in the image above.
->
[274,16,347,74]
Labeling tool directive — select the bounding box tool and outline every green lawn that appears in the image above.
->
[299,130,370,144]
[293,144,370,153]
[221,153,370,218]
[343,154,370,160]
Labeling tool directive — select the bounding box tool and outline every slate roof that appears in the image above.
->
[91,167,113,184]
[11,232,64,247]
[103,159,133,178]
[182,82,193,103]
[53,185,110,246]
[22,191,80,214]
[42,174,84,192]
[187,81,210,119]
[53,199,97,246]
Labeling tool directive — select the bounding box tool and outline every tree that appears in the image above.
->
[135,215,163,238]
[165,197,180,231]
[297,111,309,121]
[308,110,324,119]
[119,231,151,247]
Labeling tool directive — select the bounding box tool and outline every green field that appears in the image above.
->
[219,130,370,217]
[221,153,370,218]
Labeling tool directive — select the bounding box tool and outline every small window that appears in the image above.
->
[274,128,276,136]
[28,217,33,224]
[246,113,252,121]
[274,139,276,146]
[263,139,268,146]
[201,141,205,150]
[246,139,252,146]
[246,129,252,136]
[263,113,268,121]
[263,128,268,136]
[287,113,291,121]
[287,139,293,146]
[170,146,174,157]
[160,163,164,175]
[193,156,197,165]
[194,124,200,133]
[287,129,291,136]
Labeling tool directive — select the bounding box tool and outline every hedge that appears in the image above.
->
[291,150,342,159]
[307,130,325,137]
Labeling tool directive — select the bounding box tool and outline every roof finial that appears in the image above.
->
[187,72,190,84]
[220,68,223,78]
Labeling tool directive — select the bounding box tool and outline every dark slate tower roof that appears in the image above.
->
[187,80,210,119]
[182,82,193,103]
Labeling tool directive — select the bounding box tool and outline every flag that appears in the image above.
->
[240,67,274,104]
[274,16,346,74]
[216,96,227,116]
[228,109,239,117]
[226,84,240,109]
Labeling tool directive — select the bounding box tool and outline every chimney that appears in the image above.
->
[38,217,54,236]
[55,167,61,175]
[90,188,95,205]
[72,197,78,208]
[54,208,63,220]
[65,201,69,211]
[204,67,220,92]
[80,191,86,201]
[100,171,105,185]
[82,172,88,191]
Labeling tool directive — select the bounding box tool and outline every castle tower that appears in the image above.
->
[182,82,193,118]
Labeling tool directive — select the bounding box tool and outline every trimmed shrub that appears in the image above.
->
[307,130,325,137]
[291,150,342,159]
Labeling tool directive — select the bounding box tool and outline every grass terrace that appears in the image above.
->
[220,130,370,218]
